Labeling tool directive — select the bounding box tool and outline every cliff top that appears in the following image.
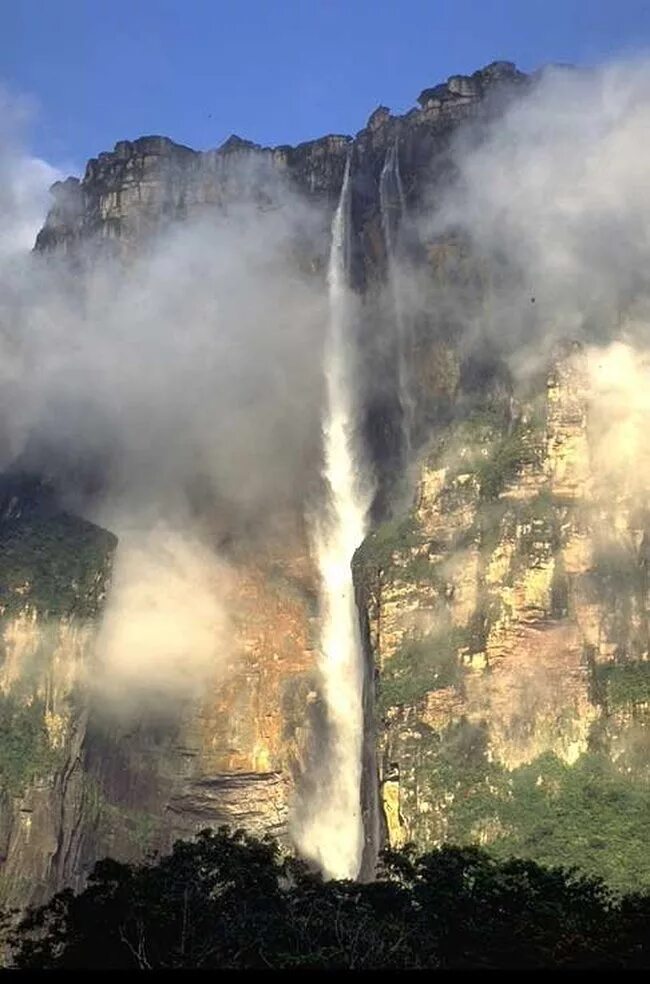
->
[49,59,529,195]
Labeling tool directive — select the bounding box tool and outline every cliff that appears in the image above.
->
[3,57,648,906]
[35,61,525,262]
[0,475,116,907]
[354,342,650,892]
[0,475,319,908]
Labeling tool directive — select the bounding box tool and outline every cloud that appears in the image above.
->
[0,100,334,705]
[416,58,650,372]
[0,85,61,260]
[92,524,234,712]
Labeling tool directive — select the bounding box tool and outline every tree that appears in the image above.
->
[6,829,650,969]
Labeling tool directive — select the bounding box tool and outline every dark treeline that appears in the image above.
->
[3,827,649,969]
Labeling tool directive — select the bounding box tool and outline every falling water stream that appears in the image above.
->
[298,155,370,880]
[380,140,414,450]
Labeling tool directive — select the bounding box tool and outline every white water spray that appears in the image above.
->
[380,140,414,449]
[297,156,370,880]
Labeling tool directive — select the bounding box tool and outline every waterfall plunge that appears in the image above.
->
[380,140,414,450]
[299,156,370,880]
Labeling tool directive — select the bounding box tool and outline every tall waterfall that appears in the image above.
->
[380,140,414,449]
[298,155,370,880]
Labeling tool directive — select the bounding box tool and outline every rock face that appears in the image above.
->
[6,58,648,905]
[0,475,116,906]
[0,476,319,908]
[35,61,525,267]
[33,57,526,507]
[354,342,650,892]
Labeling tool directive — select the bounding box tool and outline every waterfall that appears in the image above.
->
[380,140,414,450]
[297,155,370,880]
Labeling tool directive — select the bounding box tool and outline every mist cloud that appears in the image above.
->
[5,56,650,755]
[0,95,332,704]
[92,524,234,711]
[0,87,61,260]
[420,59,650,371]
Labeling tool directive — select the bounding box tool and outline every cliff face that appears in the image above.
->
[0,476,320,908]
[0,476,116,907]
[35,61,525,267]
[354,342,650,892]
[6,57,649,905]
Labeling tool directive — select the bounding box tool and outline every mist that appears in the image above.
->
[0,95,335,709]
[0,87,61,261]
[1,208,328,526]
[92,524,234,713]
[419,58,650,373]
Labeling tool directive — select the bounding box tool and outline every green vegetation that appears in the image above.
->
[475,425,532,500]
[0,514,116,620]
[5,826,650,969]
[443,394,546,504]
[493,754,650,892]
[0,695,59,794]
[0,510,115,797]
[378,627,465,713]
[353,514,422,579]
[416,721,650,893]
[400,552,448,587]
[595,662,650,709]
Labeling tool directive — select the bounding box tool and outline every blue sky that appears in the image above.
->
[3,0,650,172]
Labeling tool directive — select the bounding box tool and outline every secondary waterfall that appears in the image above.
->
[298,155,370,880]
[380,140,414,450]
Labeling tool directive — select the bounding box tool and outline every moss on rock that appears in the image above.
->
[0,513,116,621]
[0,695,62,794]
[378,626,466,713]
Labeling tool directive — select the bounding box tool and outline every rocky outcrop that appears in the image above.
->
[33,59,526,512]
[17,61,530,901]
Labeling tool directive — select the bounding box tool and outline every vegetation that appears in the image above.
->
[3,826,649,969]
[0,695,59,795]
[595,662,650,709]
[82,777,160,854]
[416,721,650,893]
[475,425,531,500]
[400,551,448,587]
[353,514,422,579]
[0,514,116,620]
[378,627,465,713]
[441,398,544,503]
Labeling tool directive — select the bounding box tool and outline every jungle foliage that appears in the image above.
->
[3,827,649,969]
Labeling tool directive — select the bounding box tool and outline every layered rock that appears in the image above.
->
[34,61,525,275]
[354,342,650,891]
[11,60,528,901]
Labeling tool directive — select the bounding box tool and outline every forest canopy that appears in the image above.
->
[3,827,649,969]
